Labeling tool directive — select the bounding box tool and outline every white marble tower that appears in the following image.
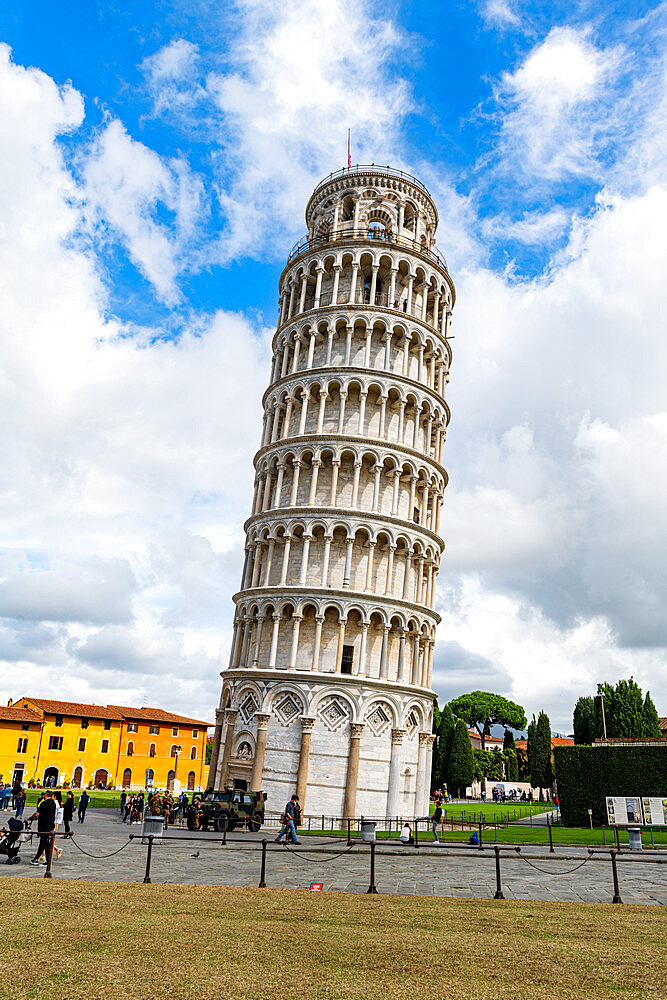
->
[209,165,455,819]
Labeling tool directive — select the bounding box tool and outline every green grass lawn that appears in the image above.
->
[21,789,125,809]
[434,801,554,822]
[0,880,662,1000]
[300,824,667,848]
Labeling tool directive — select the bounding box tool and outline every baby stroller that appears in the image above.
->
[0,817,27,864]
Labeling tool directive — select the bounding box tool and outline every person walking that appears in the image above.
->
[63,791,75,837]
[431,802,443,842]
[28,790,56,866]
[15,788,26,819]
[78,790,90,823]
[275,794,301,845]
[119,790,127,817]
[53,791,64,859]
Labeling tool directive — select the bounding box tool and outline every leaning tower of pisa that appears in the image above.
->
[208,165,455,820]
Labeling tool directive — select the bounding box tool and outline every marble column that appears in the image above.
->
[343,723,365,818]
[207,707,224,789]
[386,728,405,818]
[218,708,239,789]
[296,717,316,812]
[415,731,433,816]
[250,713,271,792]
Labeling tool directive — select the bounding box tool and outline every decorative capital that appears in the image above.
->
[255,713,271,730]
[418,731,433,748]
[391,727,406,746]
[300,716,316,734]
[350,723,365,739]
[225,708,239,722]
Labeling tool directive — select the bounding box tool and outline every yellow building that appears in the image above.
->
[13,698,123,789]
[108,705,209,792]
[0,705,42,788]
[7,698,210,791]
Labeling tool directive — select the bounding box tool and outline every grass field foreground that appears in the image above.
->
[0,880,664,1000]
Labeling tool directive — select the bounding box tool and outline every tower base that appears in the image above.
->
[211,669,435,820]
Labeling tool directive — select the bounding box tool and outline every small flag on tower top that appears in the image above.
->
[347,129,351,170]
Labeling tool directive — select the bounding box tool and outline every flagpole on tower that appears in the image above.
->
[347,128,351,171]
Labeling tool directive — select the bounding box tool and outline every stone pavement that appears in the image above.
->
[1,809,665,905]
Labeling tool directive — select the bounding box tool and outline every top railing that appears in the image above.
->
[285,226,448,273]
[310,164,432,200]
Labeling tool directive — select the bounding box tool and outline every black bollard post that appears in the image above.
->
[44,832,55,879]
[259,839,267,888]
[493,845,504,899]
[548,816,554,853]
[367,841,378,894]
[478,820,483,850]
[144,835,153,884]
[414,818,419,849]
[610,850,623,904]
[347,817,352,846]
[602,825,606,846]
[614,825,620,851]
[222,816,227,846]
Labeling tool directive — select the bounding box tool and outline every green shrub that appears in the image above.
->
[554,744,667,825]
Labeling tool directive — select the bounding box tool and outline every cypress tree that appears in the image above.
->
[529,712,553,796]
[608,678,644,737]
[642,691,661,738]
[504,749,518,781]
[431,703,455,791]
[503,728,516,752]
[447,719,474,798]
[573,696,596,744]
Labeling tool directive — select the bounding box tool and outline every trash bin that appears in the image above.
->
[627,826,643,851]
[142,814,165,845]
[360,820,376,842]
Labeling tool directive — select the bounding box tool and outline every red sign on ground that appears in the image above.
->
[310,882,323,892]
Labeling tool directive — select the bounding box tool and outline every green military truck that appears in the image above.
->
[187,788,266,832]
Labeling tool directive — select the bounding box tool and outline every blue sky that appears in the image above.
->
[0,0,666,730]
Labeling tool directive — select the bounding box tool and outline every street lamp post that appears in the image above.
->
[597,685,608,739]
[172,745,182,792]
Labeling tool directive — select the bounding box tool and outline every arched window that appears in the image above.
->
[149,743,156,758]
[190,746,197,759]
[146,768,154,785]
[187,771,196,791]
[368,220,386,239]
[126,741,134,756]
[170,745,178,757]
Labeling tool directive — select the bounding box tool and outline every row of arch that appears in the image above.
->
[277,249,452,338]
[307,182,437,249]
[241,522,440,611]
[251,449,445,536]
[270,318,450,398]
[261,378,448,463]
[223,677,433,731]
[229,600,437,688]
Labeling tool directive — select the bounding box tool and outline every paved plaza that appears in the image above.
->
[2,809,666,905]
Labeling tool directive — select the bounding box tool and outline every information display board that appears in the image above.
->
[606,796,642,826]
[606,795,667,826]
[641,797,667,826]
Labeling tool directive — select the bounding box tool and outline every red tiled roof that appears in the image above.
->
[659,717,667,730]
[515,737,574,749]
[19,698,122,721]
[108,706,210,727]
[468,730,504,744]
[0,706,42,724]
